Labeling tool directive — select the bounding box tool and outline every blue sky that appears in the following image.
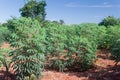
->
[0,0,120,24]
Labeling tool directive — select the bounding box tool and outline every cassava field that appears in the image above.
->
[0,0,120,80]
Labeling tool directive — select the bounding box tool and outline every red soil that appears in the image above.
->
[1,42,10,49]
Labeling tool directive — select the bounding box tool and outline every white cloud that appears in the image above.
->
[103,2,109,5]
[65,2,80,7]
[65,2,120,8]
[88,5,113,8]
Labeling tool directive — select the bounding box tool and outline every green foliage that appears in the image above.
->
[99,16,120,27]
[65,24,98,70]
[97,25,120,49]
[0,48,11,75]
[0,26,9,45]
[97,26,107,48]
[45,25,67,56]
[20,0,46,22]
[111,39,120,66]
[25,74,37,80]
[7,17,45,80]
[4,16,120,76]
[45,24,67,71]
[66,36,97,70]
[77,23,100,43]
[101,26,120,49]
[45,23,98,71]
[0,48,6,67]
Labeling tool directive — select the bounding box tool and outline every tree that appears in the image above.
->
[52,20,59,24]
[20,0,47,22]
[51,20,65,25]
[59,19,65,25]
[99,16,120,27]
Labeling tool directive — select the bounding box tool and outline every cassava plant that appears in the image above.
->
[0,26,9,45]
[106,26,120,49]
[45,25,67,56]
[65,25,97,70]
[97,25,120,49]
[45,24,98,71]
[111,39,120,66]
[7,17,46,80]
[45,24,67,71]
[0,48,12,79]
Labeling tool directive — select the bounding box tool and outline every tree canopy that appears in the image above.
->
[99,16,120,27]
[20,0,46,22]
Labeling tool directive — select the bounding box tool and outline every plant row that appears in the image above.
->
[0,17,120,80]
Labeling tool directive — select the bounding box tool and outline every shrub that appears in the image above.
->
[65,25,97,70]
[45,24,67,71]
[0,48,12,79]
[97,25,120,49]
[97,26,107,49]
[0,26,9,45]
[7,17,45,80]
[46,24,97,71]
[45,25,67,56]
[99,16,120,27]
[111,39,120,66]
[104,26,120,49]
[77,23,99,43]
